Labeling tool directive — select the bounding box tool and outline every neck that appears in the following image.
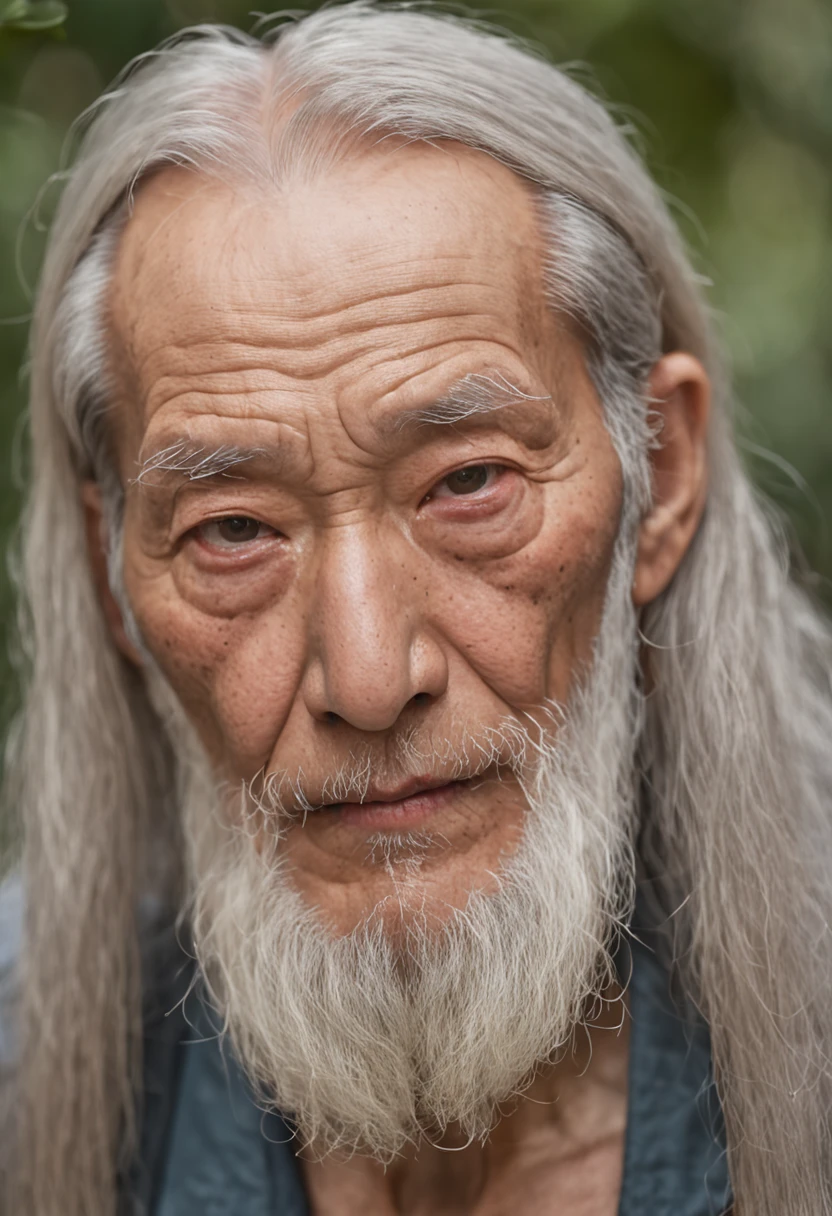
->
[300,989,629,1216]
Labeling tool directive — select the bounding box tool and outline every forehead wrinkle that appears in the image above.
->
[134,299,512,370]
[129,301,517,408]
[118,197,518,342]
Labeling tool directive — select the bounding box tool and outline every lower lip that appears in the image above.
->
[328,781,464,829]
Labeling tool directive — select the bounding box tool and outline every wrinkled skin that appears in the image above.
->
[85,140,709,1214]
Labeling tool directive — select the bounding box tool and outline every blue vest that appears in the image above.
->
[128,926,733,1216]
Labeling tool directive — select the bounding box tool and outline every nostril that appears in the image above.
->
[324,710,341,725]
[410,692,431,707]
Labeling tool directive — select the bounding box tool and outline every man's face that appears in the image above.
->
[107,142,623,935]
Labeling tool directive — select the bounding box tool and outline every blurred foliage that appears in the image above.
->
[0,0,67,33]
[0,0,830,732]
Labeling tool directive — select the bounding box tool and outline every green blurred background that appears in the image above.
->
[1,0,831,736]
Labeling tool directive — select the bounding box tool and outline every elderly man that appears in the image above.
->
[1,3,831,1214]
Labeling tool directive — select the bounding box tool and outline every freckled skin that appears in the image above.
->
[108,144,624,934]
[93,140,711,1216]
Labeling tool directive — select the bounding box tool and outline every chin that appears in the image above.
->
[274,777,529,937]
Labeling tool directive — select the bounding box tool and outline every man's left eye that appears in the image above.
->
[431,464,503,499]
[197,517,276,548]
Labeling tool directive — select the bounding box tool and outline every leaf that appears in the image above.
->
[0,0,68,31]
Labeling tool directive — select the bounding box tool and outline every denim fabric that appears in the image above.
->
[130,982,309,1216]
[154,1013,308,1216]
[618,933,731,1215]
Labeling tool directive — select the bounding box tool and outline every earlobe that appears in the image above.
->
[80,480,144,666]
[632,353,710,606]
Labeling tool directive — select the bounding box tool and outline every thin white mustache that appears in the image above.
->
[235,716,543,832]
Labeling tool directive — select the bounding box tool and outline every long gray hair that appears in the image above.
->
[4,3,832,1212]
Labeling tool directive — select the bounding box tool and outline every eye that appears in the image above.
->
[429,463,504,500]
[196,516,277,549]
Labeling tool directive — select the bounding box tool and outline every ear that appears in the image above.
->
[81,480,144,666]
[632,352,710,606]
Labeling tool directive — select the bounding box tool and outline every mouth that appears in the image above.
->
[315,775,472,830]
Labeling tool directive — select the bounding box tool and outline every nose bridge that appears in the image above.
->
[305,518,443,731]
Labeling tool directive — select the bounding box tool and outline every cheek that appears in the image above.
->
[414,471,543,562]
[208,607,309,771]
[427,480,621,707]
[169,544,294,618]
[129,573,306,773]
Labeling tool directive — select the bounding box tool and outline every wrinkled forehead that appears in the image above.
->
[105,140,562,447]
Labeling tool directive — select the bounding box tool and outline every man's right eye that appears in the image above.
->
[196,517,277,549]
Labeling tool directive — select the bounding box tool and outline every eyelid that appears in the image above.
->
[165,486,285,540]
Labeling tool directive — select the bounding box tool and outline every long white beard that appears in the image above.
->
[157,528,643,1160]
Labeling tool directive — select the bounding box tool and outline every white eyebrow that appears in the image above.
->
[131,373,552,486]
[133,440,269,486]
[388,371,552,433]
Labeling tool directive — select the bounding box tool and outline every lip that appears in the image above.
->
[318,777,467,830]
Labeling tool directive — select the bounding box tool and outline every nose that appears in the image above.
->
[301,523,448,732]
